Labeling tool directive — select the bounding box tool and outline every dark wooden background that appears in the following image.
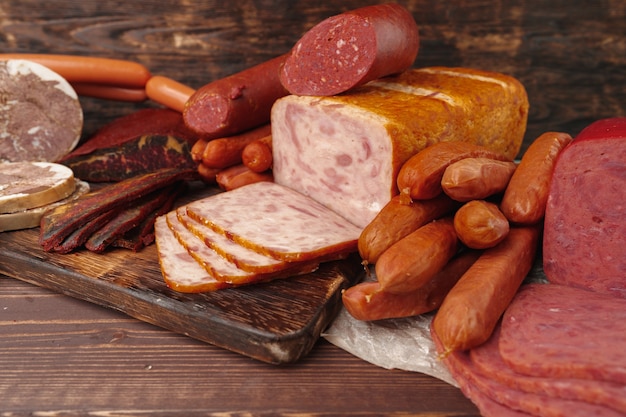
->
[2,0,624,155]
[1,1,625,415]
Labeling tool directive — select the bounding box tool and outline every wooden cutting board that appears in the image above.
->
[0,189,363,364]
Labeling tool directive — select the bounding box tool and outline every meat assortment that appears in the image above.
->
[272,67,528,228]
[1,3,624,413]
[154,181,361,292]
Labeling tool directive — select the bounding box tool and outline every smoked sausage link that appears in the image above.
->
[432,225,540,355]
[342,250,480,321]
[200,125,272,169]
[279,3,419,96]
[397,142,512,201]
[441,158,517,202]
[242,135,273,173]
[500,131,572,225]
[454,200,510,249]
[183,55,288,138]
[376,217,458,294]
[358,193,458,265]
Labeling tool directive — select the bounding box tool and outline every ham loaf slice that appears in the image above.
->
[184,182,361,262]
[271,67,528,227]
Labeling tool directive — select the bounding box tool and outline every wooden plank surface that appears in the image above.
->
[0,200,363,364]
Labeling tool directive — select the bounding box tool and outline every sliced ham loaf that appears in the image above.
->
[164,210,319,287]
[499,283,626,385]
[154,215,233,293]
[0,161,76,214]
[431,326,622,417]
[470,326,626,415]
[271,66,529,227]
[184,182,361,262]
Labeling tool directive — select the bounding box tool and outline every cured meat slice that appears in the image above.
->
[0,162,76,213]
[154,215,232,293]
[432,327,622,417]
[271,67,528,227]
[184,181,361,262]
[39,167,198,251]
[0,59,82,163]
[471,326,626,414]
[163,211,319,288]
[499,283,626,385]
[176,208,294,273]
[543,117,626,298]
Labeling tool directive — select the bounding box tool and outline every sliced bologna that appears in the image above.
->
[279,3,419,96]
[271,67,528,228]
[0,59,82,163]
[543,118,626,298]
[184,182,361,262]
[499,283,626,385]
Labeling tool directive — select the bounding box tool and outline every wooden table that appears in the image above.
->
[1,0,624,415]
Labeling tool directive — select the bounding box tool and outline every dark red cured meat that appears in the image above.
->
[39,168,198,251]
[543,117,626,298]
[470,325,626,414]
[112,183,187,252]
[62,134,197,182]
[85,184,178,252]
[499,283,626,385]
[279,3,419,96]
[431,326,622,417]
[52,209,118,254]
[62,108,197,158]
[183,55,289,138]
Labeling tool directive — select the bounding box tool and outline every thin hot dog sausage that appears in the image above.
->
[397,142,512,201]
[280,3,419,96]
[71,83,147,102]
[0,53,151,88]
[215,164,273,191]
[183,55,288,138]
[454,200,510,249]
[376,217,459,294]
[190,138,209,163]
[358,193,459,265]
[200,124,272,169]
[441,158,517,202]
[500,131,573,225]
[242,135,273,173]
[145,75,195,113]
[432,225,540,355]
[197,163,220,184]
[342,250,480,321]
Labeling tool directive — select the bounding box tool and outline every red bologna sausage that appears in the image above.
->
[183,55,288,138]
[397,142,512,201]
[500,131,572,224]
[280,4,419,96]
[342,250,480,321]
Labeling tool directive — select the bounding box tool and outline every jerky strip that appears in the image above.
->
[52,209,117,254]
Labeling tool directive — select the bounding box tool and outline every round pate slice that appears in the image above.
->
[0,59,83,163]
[0,161,77,214]
[0,179,89,232]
